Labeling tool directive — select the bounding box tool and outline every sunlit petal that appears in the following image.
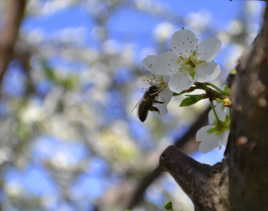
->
[168,71,193,92]
[196,126,221,153]
[153,88,172,115]
[220,130,230,146]
[197,37,221,61]
[157,88,173,103]
[171,29,198,57]
[143,52,178,75]
[155,102,168,115]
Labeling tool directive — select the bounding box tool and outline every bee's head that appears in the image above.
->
[148,85,159,93]
[146,75,168,91]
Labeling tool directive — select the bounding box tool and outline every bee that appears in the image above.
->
[138,85,164,122]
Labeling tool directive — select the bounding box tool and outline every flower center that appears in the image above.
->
[176,52,204,79]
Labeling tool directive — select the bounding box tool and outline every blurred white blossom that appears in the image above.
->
[225,44,245,69]
[41,0,76,15]
[53,27,88,44]
[103,40,120,55]
[96,121,140,171]
[49,151,76,171]
[154,22,175,42]
[186,11,211,33]
[25,29,45,44]
[0,147,11,164]
[5,182,23,196]
[228,20,244,36]
[246,1,262,15]
[21,101,44,124]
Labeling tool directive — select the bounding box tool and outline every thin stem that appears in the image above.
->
[205,82,226,95]
[210,100,220,123]
[206,82,222,92]
[172,86,198,96]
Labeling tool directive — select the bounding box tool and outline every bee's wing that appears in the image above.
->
[131,101,139,113]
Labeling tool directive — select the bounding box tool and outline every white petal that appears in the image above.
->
[157,88,172,103]
[155,102,168,115]
[168,71,193,92]
[143,52,178,75]
[220,130,230,147]
[196,126,221,153]
[208,108,215,124]
[154,88,172,115]
[197,37,221,61]
[171,29,198,58]
[195,62,220,82]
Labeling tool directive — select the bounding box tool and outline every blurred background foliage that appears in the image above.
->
[0,0,264,210]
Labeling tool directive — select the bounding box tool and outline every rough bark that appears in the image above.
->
[160,146,228,211]
[160,4,268,211]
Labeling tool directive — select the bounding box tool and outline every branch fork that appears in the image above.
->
[160,145,229,211]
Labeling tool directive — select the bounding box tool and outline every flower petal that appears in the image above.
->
[220,130,230,146]
[168,71,193,92]
[153,88,172,115]
[196,126,221,153]
[195,62,220,82]
[197,37,221,61]
[157,88,173,103]
[171,29,198,58]
[143,52,178,75]
[155,103,168,114]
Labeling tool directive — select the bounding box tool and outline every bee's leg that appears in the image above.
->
[149,106,160,113]
[154,100,164,104]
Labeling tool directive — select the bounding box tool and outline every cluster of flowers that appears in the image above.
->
[142,29,230,153]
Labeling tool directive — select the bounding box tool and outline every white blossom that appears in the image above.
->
[143,29,221,93]
[196,103,230,153]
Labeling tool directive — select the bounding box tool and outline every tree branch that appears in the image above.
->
[160,145,229,211]
[0,0,27,85]
[126,108,209,209]
[15,48,36,96]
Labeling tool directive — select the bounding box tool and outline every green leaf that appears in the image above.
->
[208,113,231,136]
[164,201,173,210]
[42,61,58,81]
[180,94,206,107]
[16,122,31,141]
[207,126,219,134]
[230,68,237,74]
[61,76,79,90]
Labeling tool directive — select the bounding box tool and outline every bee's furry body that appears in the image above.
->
[138,86,163,122]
